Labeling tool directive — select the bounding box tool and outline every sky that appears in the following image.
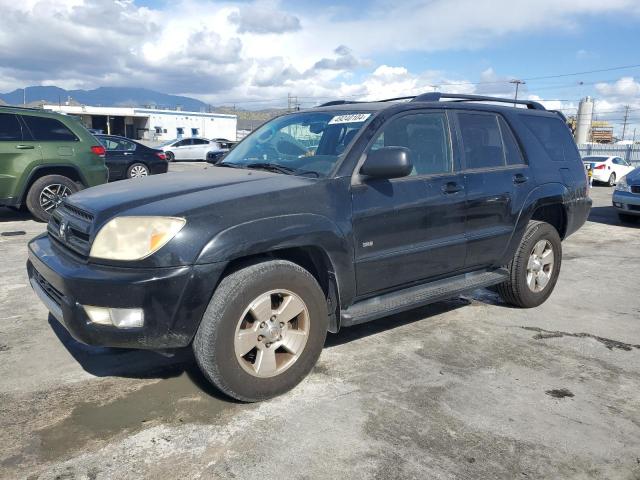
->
[1,0,640,137]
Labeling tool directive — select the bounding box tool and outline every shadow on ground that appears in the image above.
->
[0,207,34,224]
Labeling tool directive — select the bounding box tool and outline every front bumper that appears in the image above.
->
[612,190,640,216]
[27,234,225,349]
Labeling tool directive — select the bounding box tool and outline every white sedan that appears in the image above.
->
[582,155,635,186]
[161,137,224,162]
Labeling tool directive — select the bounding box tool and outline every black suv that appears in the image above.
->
[27,93,591,402]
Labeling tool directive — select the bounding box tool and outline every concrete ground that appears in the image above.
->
[1,165,639,480]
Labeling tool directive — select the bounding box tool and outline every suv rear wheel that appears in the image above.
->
[25,174,80,222]
[496,220,562,308]
[193,260,328,402]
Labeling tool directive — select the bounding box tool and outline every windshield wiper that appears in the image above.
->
[216,162,245,169]
[245,162,297,175]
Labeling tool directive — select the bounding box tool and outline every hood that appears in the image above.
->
[624,167,640,184]
[67,167,315,221]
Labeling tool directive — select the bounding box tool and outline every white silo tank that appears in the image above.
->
[575,97,594,144]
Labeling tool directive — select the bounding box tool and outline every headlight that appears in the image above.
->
[90,216,186,261]
[615,177,631,192]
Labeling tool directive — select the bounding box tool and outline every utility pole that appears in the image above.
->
[23,87,26,106]
[621,105,630,141]
[509,79,525,107]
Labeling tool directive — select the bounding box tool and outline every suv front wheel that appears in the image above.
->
[497,220,562,308]
[25,175,80,222]
[193,260,328,402]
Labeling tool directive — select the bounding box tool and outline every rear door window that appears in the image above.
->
[22,116,78,141]
[521,115,578,162]
[0,113,23,141]
[457,113,505,169]
[498,117,525,165]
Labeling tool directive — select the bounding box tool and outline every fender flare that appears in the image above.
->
[499,182,569,264]
[196,213,356,325]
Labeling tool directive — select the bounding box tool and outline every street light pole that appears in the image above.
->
[509,79,525,107]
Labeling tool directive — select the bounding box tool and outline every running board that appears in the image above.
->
[340,269,508,327]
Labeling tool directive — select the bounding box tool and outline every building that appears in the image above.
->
[42,104,237,142]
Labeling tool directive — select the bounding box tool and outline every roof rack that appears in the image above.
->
[410,92,546,110]
[317,100,361,107]
[316,92,547,111]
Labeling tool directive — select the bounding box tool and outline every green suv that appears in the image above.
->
[0,107,108,221]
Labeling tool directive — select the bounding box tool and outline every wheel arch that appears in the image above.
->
[196,214,355,333]
[18,164,87,205]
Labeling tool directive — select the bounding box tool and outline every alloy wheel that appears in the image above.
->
[39,184,71,213]
[526,239,554,292]
[129,165,149,178]
[234,289,310,378]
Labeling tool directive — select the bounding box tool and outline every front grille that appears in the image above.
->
[48,202,94,259]
[631,186,640,194]
[32,268,64,307]
[59,203,94,222]
[629,204,640,212]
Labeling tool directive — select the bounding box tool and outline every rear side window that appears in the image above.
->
[458,113,505,169]
[0,113,23,141]
[370,112,452,176]
[22,116,78,141]
[498,117,525,165]
[521,116,578,162]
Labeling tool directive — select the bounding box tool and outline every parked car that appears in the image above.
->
[212,138,237,150]
[0,106,108,221]
[582,155,634,186]
[27,92,591,402]
[613,166,640,222]
[205,149,228,164]
[160,137,221,161]
[95,134,168,181]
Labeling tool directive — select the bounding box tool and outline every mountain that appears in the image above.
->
[0,86,208,111]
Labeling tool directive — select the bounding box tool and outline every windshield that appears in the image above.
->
[220,110,374,177]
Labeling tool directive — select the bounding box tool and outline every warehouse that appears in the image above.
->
[42,104,237,141]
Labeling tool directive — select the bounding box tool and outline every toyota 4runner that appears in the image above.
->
[27,93,591,401]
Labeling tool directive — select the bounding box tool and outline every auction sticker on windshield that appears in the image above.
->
[328,113,371,125]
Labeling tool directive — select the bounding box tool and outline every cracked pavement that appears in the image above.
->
[1,165,639,479]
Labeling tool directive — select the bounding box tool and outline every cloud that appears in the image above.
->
[311,46,369,71]
[595,77,640,98]
[1,0,639,114]
[228,2,301,34]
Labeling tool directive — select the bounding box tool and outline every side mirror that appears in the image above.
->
[360,146,413,179]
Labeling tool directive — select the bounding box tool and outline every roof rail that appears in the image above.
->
[317,100,360,107]
[411,92,546,110]
[0,105,44,111]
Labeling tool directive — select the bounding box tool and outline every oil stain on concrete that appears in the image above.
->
[37,372,242,462]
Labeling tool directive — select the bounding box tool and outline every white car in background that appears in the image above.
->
[582,155,635,186]
[161,137,223,161]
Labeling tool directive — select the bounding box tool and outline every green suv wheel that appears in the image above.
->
[26,175,80,222]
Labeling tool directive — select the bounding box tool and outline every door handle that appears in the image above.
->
[124,152,133,155]
[442,181,463,194]
[16,145,35,150]
[513,174,529,184]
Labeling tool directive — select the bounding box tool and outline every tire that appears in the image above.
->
[165,151,175,162]
[193,260,328,402]
[496,220,562,308]
[619,213,638,224]
[25,175,80,222]
[127,163,150,178]
[607,173,616,187]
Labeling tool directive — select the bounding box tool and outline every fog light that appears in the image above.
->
[84,306,144,328]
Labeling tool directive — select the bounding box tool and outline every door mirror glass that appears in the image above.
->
[360,147,413,179]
